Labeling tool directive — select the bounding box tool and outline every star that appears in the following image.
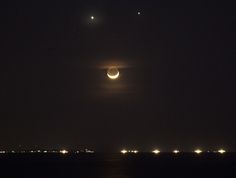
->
[91,16,95,20]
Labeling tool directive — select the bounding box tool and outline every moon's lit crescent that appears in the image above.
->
[107,67,119,79]
[107,71,119,79]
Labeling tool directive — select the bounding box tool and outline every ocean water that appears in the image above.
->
[0,153,236,178]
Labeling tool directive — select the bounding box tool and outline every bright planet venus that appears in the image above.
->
[107,67,119,80]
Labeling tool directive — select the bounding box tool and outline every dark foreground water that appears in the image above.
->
[0,153,236,178]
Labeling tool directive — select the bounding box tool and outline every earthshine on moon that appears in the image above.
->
[107,67,119,80]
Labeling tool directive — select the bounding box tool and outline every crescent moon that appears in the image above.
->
[107,71,119,79]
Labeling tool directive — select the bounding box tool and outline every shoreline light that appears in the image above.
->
[173,150,180,154]
[152,149,160,154]
[218,149,226,154]
[131,150,138,154]
[60,150,68,154]
[85,149,94,153]
[194,149,202,154]
[121,149,128,154]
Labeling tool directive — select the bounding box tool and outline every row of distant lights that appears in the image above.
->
[0,149,227,154]
[121,149,226,154]
[0,149,94,154]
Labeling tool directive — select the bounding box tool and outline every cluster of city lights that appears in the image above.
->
[121,149,138,154]
[59,149,94,154]
[0,149,94,154]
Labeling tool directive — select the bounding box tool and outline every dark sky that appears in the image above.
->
[0,1,235,151]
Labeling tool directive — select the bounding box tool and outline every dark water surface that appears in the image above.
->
[0,153,236,178]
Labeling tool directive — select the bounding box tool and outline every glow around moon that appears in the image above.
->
[107,67,119,80]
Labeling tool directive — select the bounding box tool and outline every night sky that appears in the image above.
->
[0,1,235,151]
